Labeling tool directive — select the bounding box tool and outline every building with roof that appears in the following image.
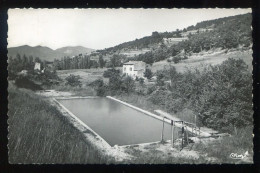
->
[123,61,146,78]
[34,62,41,71]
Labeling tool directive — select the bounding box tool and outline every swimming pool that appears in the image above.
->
[57,97,173,146]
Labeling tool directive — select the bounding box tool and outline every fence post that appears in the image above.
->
[171,120,174,148]
[181,121,184,149]
[186,126,189,145]
[161,117,165,142]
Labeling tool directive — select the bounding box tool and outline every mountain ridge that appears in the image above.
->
[8,45,94,62]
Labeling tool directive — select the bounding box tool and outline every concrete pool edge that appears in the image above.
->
[55,96,100,100]
[52,98,132,162]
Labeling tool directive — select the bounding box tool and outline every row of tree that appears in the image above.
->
[53,55,104,70]
[53,54,125,70]
[148,59,252,132]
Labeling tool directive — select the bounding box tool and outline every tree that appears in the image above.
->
[89,79,107,96]
[98,55,105,68]
[139,77,145,85]
[144,69,153,79]
[65,74,82,87]
[156,71,165,86]
[168,66,179,87]
[35,57,41,63]
[91,60,99,68]
[173,56,181,64]
[103,68,120,78]
[152,31,160,37]
[110,55,121,67]
[108,72,122,93]
[122,76,135,94]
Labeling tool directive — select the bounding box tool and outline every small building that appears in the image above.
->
[34,62,41,71]
[18,70,28,76]
[123,61,146,78]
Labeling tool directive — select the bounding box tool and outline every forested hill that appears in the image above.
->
[188,13,251,31]
[97,13,251,58]
[8,45,94,62]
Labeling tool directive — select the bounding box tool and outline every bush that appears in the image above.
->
[65,74,82,87]
[121,76,135,94]
[139,78,145,85]
[14,75,42,91]
[148,88,169,106]
[96,85,107,96]
[89,79,107,97]
[144,69,153,79]
[147,85,156,95]
[103,68,120,78]
[173,56,181,64]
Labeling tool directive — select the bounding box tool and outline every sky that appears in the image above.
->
[8,8,251,50]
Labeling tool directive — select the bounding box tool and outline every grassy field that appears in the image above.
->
[8,82,113,163]
[56,68,109,86]
[152,49,252,73]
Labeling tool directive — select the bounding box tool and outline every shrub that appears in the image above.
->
[65,74,82,87]
[156,72,165,86]
[173,56,181,64]
[121,76,135,94]
[103,68,120,78]
[148,88,169,106]
[96,85,107,96]
[139,78,145,85]
[14,75,42,91]
[147,85,156,95]
[144,69,153,79]
[89,79,107,97]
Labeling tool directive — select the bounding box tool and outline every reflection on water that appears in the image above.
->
[58,98,172,146]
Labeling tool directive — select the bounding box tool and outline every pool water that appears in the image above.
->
[58,98,173,146]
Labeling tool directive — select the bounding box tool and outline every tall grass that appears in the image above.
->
[193,126,253,163]
[8,83,112,163]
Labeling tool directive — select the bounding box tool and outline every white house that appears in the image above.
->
[34,62,41,71]
[123,61,146,78]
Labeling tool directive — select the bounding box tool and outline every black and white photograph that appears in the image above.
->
[7,8,253,164]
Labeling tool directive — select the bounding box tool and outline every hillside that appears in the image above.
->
[97,13,251,64]
[8,45,94,62]
[56,46,94,57]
